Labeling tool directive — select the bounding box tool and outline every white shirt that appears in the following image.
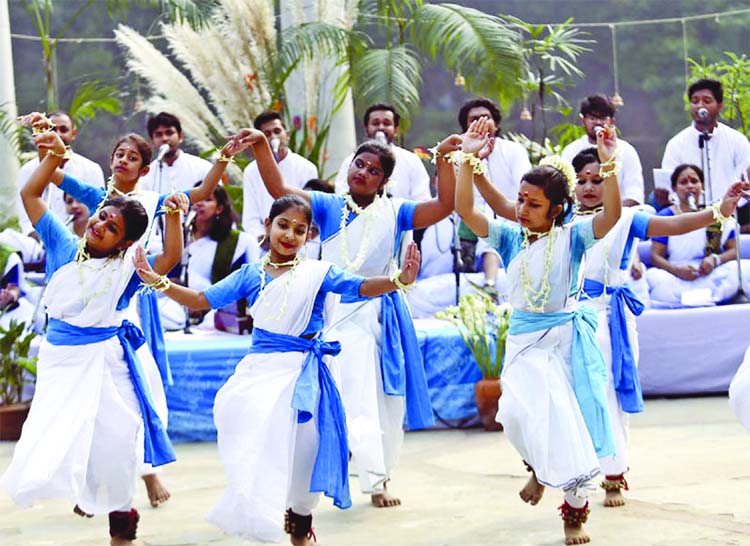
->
[241,151,318,239]
[139,150,213,194]
[17,151,105,235]
[662,122,750,202]
[562,135,645,204]
[333,144,432,201]
[479,137,531,209]
[186,232,261,292]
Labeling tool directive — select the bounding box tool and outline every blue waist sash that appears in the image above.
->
[248,327,351,509]
[508,307,615,459]
[46,318,176,467]
[379,291,435,430]
[138,291,172,387]
[581,279,645,414]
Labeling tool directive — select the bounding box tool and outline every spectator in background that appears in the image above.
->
[63,193,89,238]
[562,94,645,206]
[302,178,334,260]
[1,111,104,263]
[159,183,261,330]
[242,111,317,240]
[456,97,531,293]
[140,111,213,194]
[333,104,432,201]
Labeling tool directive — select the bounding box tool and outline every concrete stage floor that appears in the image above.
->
[2,396,750,546]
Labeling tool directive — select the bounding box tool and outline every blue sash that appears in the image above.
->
[138,291,172,386]
[379,291,435,430]
[509,307,615,459]
[581,279,645,413]
[248,328,351,509]
[46,318,176,467]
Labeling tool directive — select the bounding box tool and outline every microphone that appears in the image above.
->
[594,125,606,138]
[687,193,698,211]
[375,130,387,145]
[698,107,709,121]
[156,143,170,163]
[185,209,197,227]
[270,137,281,155]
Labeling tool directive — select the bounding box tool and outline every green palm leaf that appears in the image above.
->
[68,81,123,127]
[107,0,214,27]
[350,45,422,130]
[410,4,523,101]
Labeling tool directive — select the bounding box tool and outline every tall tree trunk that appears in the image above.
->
[0,0,19,226]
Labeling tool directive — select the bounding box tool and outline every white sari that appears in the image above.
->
[207,260,341,542]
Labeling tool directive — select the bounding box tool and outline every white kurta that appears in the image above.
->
[1,244,144,515]
[241,152,318,239]
[139,150,212,194]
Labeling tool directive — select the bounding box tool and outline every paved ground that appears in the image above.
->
[2,396,750,546]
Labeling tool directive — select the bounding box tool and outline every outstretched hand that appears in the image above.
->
[436,134,462,156]
[17,112,55,133]
[461,117,491,156]
[398,241,421,285]
[229,128,266,151]
[220,134,246,157]
[133,246,160,284]
[596,125,618,164]
[32,131,66,156]
[163,192,190,215]
[720,181,750,217]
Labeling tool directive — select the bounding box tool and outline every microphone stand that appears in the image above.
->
[728,199,750,304]
[698,131,713,204]
[181,221,193,333]
[451,212,463,305]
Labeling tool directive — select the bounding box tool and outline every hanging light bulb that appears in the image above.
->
[520,106,532,121]
[611,93,624,107]
[610,25,625,109]
[454,73,466,87]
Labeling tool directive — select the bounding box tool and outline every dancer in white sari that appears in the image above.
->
[234,127,460,507]
[32,112,245,506]
[455,117,622,546]
[1,129,184,546]
[133,195,422,545]
[572,148,748,507]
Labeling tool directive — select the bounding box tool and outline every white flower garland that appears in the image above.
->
[519,225,556,313]
[257,253,303,321]
[539,155,577,194]
[339,193,381,272]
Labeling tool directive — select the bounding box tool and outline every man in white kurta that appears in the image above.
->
[3,111,104,263]
[242,112,318,240]
[562,94,644,206]
[139,112,213,194]
[333,104,431,201]
[662,78,750,205]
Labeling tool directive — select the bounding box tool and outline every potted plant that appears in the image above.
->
[436,294,512,431]
[0,319,38,441]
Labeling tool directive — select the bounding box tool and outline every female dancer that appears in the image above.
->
[133,194,421,545]
[232,127,461,506]
[2,128,183,545]
[455,116,620,545]
[20,112,244,506]
[572,148,748,506]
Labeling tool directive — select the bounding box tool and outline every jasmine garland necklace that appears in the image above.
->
[257,252,302,321]
[339,193,381,272]
[519,225,556,313]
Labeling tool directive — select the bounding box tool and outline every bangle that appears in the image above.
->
[428,143,447,164]
[46,147,71,160]
[140,275,172,294]
[445,150,487,176]
[711,202,732,225]
[711,253,721,267]
[390,269,414,292]
[598,155,621,178]
[158,204,182,215]
[216,152,235,164]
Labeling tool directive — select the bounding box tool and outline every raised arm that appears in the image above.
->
[234,128,309,203]
[474,171,517,221]
[454,119,494,237]
[412,134,461,229]
[151,193,187,274]
[134,245,211,310]
[20,131,67,225]
[188,137,245,204]
[646,181,749,237]
[359,241,420,297]
[591,126,622,239]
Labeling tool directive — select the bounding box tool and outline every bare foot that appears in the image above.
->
[142,473,170,507]
[371,482,401,508]
[290,534,315,546]
[519,473,545,505]
[110,538,135,546]
[564,522,590,545]
[604,488,626,507]
[73,504,93,518]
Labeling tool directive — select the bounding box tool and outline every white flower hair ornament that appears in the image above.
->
[539,155,577,194]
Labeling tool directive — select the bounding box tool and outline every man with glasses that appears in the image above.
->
[562,94,644,206]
